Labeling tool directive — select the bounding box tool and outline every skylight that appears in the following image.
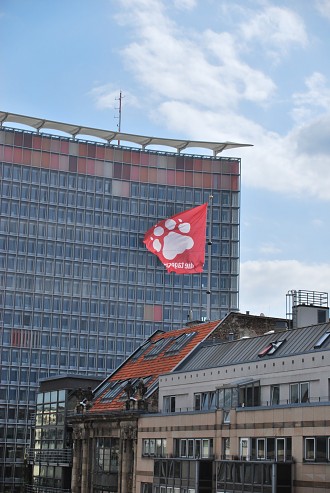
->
[102,380,128,401]
[145,337,173,358]
[314,331,330,349]
[258,339,286,357]
[165,332,196,355]
[131,341,152,360]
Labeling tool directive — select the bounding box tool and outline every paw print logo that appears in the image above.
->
[150,218,194,260]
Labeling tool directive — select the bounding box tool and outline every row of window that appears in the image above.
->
[225,436,330,463]
[0,425,30,441]
[1,161,237,205]
[165,381,312,415]
[0,231,238,262]
[1,280,225,303]
[142,438,214,459]
[0,258,234,289]
[0,315,151,338]
[1,181,236,219]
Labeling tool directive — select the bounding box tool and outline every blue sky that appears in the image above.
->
[1,0,330,317]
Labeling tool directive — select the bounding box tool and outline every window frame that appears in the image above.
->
[290,382,309,404]
[304,438,315,461]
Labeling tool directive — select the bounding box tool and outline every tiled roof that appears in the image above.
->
[91,320,220,413]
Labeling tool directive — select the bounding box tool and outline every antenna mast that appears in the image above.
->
[115,90,123,145]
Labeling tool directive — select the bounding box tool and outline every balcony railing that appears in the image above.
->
[156,396,330,414]
[27,448,72,465]
[25,485,71,493]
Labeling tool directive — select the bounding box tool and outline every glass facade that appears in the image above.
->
[0,123,240,491]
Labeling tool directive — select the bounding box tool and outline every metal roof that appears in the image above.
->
[176,322,330,372]
[0,111,253,156]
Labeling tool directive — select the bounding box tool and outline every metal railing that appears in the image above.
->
[157,396,330,414]
[27,448,72,465]
[25,485,71,493]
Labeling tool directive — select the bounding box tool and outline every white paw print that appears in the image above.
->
[151,218,194,260]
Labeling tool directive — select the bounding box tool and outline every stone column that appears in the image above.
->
[71,427,82,493]
[81,426,89,493]
[120,423,137,493]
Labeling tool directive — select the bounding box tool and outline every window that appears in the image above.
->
[174,438,213,459]
[163,396,176,413]
[239,381,260,407]
[146,338,173,358]
[290,382,309,403]
[142,438,166,457]
[96,437,119,473]
[165,332,196,355]
[258,339,286,357]
[194,391,217,411]
[141,483,152,493]
[240,438,250,460]
[249,437,292,461]
[318,310,327,324]
[257,439,265,459]
[276,438,285,462]
[314,331,330,349]
[304,437,327,462]
[218,387,238,409]
[305,438,315,461]
[271,385,280,405]
[223,437,230,459]
[180,439,187,457]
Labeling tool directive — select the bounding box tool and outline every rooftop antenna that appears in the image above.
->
[115,90,124,145]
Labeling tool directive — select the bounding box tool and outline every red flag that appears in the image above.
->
[144,203,208,274]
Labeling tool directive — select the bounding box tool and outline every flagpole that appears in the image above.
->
[206,194,213,321]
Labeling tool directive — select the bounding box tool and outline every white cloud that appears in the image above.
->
[315,0,330,20]
[311,218,324,228]
[114,0,330,201]
[239,5,308,60]
[155,100,330,200]
[118,0,276,111]
[292,72,330,123]
[89,84,140,111]
[259,243,282,255]
[240,259,330,318]
[172,0,196,10]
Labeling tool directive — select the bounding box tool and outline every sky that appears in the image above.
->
[1,0,330,318]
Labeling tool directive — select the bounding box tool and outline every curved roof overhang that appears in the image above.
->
[0,111,253,156]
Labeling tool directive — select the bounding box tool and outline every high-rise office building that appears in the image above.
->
[0,111,248,491]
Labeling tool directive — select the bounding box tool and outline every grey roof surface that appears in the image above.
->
[176,323,330,372]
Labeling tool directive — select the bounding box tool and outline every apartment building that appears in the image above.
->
[137,322,330,493]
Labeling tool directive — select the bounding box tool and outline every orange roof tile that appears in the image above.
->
[91,320,220,413]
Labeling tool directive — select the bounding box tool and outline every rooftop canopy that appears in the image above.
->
[0,110,253,156]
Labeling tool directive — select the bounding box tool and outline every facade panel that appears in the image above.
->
[0,123,241,491]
